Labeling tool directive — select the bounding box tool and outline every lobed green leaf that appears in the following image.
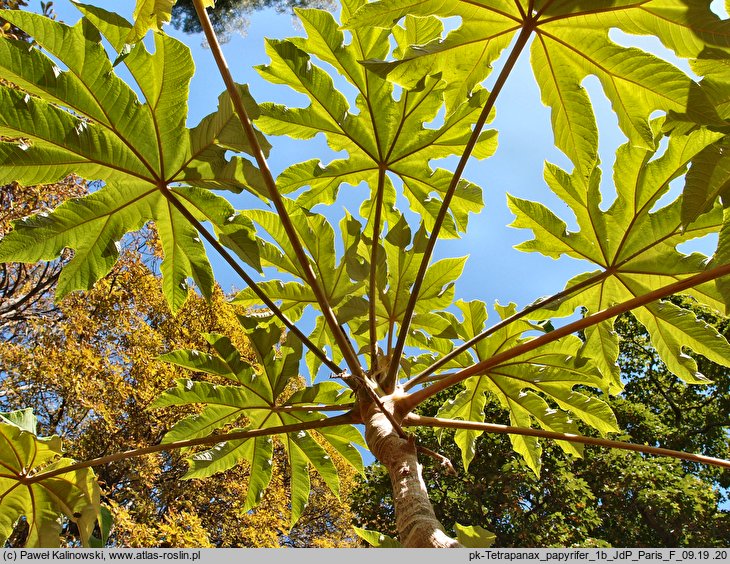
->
[346,0,726,182]
[511,125,730,391]
[0,6,265,313]
[0,410,102,547]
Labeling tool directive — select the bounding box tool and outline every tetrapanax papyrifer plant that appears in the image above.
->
[1,0,730,548]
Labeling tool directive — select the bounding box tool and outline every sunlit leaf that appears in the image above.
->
[436,301,617,475]
[256,7,495,238]
[346,0,725,183]
[353,526,402,548]
[454,523,496,548]
[0,6,263,312]
[154,320,363,523]
[128,0,175,42]
[510,123,730,391]
[0,409,102,547]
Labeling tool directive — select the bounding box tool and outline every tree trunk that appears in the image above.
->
[360,392,462,548]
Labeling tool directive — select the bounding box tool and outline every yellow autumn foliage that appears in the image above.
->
[0,184,360,547]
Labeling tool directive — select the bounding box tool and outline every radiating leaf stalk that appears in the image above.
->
[386,23,536,386]
[405,414,730,470]
[24,412,356,485]
[190,0,364,380]
[157,183,341,374]
[369,165,387,376]
[404,268,613,391]
[402,261,730,412]
[273,404,355,412]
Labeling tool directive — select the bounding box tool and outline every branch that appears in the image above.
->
[386,23,536,386]
[417,445,457,475]
[636,350,685,425]
[24,411,356,484]
[272,403,355,412]
[157,184,341,375]
[405,414,730,470]
[191,0,363,379]
[401,262,730,411]
[404,269,611,391]
[684,420,730,437]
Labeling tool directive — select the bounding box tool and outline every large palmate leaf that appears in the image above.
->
[0,409,102,547]
[347,0,726,184]
[435,301,618,476]
[256,3,496,238]
[233,196,467,377]
[672,51,730,305]
[509,121,730,392]
[153,317,364,526]
[237,201,362,309]
[233,200,366,377]
[0,6,264,312]
[348,215,465,351]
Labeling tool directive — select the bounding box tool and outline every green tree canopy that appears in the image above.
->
[351,304,729,547]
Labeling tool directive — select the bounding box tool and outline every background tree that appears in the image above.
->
[170,0,334,41]
[0,0,53,40]
[351,304,729,547]
[0,187,358,548]
[0,179,87,341]
[0,0,72,338]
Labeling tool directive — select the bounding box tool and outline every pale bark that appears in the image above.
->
[360,393,462,548]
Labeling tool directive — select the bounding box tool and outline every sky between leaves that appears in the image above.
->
[18,0,727,347]
[12,3,664,310]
